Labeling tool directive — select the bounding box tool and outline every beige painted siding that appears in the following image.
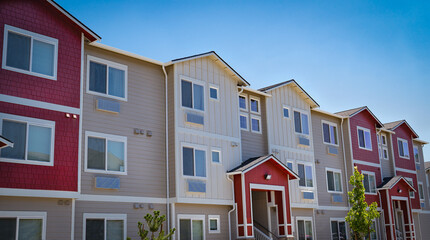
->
[381,132,395,179]
[168,65,176,198]
[0,197,72,240]
[417,212,430,239]
[81,45,166,198]
[314,210,349,240]
[414,143,429,210]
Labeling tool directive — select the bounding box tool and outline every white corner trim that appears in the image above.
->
[0,94,81,114]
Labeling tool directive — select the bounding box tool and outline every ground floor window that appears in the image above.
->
[297,218,313,240]
[330,219,346,240]
[83,213,126,240]
[364,221,377,240]
[0,211,46,240]
[179,215,204,240]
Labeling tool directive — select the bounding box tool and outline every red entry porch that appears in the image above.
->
[228,155,298,239]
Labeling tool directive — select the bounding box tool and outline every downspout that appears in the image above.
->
[227,175,236,240]
[162,65,170,230]
[340,118,350,208]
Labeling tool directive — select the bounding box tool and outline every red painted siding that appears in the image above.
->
[349,111,380,164]
[395,170,420,209]
[392,124,416,171]
[0,0,82,108]
[354,163,381,205]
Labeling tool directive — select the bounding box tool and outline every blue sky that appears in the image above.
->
[58,0,430,160]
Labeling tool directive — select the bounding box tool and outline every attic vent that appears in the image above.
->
[96,98,120,113]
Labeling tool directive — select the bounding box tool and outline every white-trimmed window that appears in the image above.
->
[357,127,372,150]
[240,114,248,130]
[87,55,128,100]
[418,182,424,201]
[83,213,126,240]
[239,94,248,111]
[283,106,290,118]
[322,121,338,145]
[209,85,218,100]
[298,163,313,188]
[250,115,262,133]
[326,168,342,193]
[182,146,206,178]
[208,215,220,233]
[250,97,260,114]
[181,78,204,111]
[294,111,309,135]
[397,138,409,159]
[330,219,346,240]
[287,161,293,170]
[297,218,313,240]
[85,131,127,175]
[2,25,58,80]
[0,211,46,240]
[0,113,55,166]
[363,171,376,194]
[211,149,221,164]
[382,148,388,160]
[405,177,415,198]
[413,145,419,163]
[381,134,387,146]
[178,215,205,240]
[364,221,377,240]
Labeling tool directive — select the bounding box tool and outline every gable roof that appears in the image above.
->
[227,154,299,179]
[258,79,319,108]
[335,106,383,127]
[384,120,419,138]
[166,51,249,86]
[377,176,416,192]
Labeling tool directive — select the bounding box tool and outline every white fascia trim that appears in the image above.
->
[317,206,349,211]
[0,188,79,198]
[270,144,315,156]
[396,167,417,175]
[177,126,241,142]
[240,86,272,97]
[175,197,234,206]
[250,183,284,191]
[311,108,345,119]
[77,194,167,203]
[0,94,81,115]
[353,159,381,168]
[290,203,318,209]
[89,42,163,65]
[391,196,408,201]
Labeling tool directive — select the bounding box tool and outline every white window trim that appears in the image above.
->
[177,214,205,240]
[326,167,343,193]
[381,134,387,146]
[362,171,377,195]
[2,24,58,80]
[0,113,55,166]
[322,120,339,146]
[418,182,425,201]
[211,147,222,165]
[405,177,415,199]
[413,145,419,163]
[209,84,219,101]
[239,94,248,111]
[180,76,206,112]
[250,115,262,134]
[329,218,347,240]
[382,147,389,160]
[249,96,261,114]
[86,55,128,101]
[0,211,47,240]
[293,109,310,136]
[239,114,249,131]
[296,217,314,240]
[282,105,290,119]
[83,213,126,240]
[84,131,127,175]
[297,162,314,189]
[181,143,208,179]
[357,126,372,151]
[397,138,410,159]
[287,160,294,170]
[208,215,220,233]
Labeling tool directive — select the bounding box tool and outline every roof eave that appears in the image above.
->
[261,80,319,108]
[239,87,272,97]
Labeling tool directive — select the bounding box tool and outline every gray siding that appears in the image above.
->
[314,210,349,240]
[381,132,395,179]
[168,65,176,198]
[414,142,429,210]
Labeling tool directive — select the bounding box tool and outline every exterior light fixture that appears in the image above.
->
[265,174,271,180]
[398,189,402,193]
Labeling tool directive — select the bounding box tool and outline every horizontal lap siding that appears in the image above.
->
[168,65,176,198]
[395,170,420,209]
[350,111,380,164]
[414,143,429,210]
[393,124,416,171]
[354,164,381,206]
[314,210,349,240]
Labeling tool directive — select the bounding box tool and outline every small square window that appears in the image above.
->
[209,87,218,100]
[208,215,220,233]
[239,95,247,110]
[251,117,261,133]
[240,115,248,130]
[287,162,293,170]
[211,150,221,163]
[250,98,260,114]
[283,107,289,118]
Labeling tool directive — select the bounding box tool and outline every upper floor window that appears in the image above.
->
[209,85,218,100]
[239,114,248,131]
[413,146,419,163]
[87,56,127,101]
[418,182,424,201]
[0,113,54,166]
[363,171,376,194]
[84,213,126,240]
[85,131,127,175]
[381,134,387,145]
[322,121,338,145]
[357,127,372,150]
[397,138,409,159]
[2,25,58,80]
[0,211,46,240]
[405,177,414,198]
[326,168,342,193]
[182,80,204,111]
[239,94,247,111]
[298,163,313,188]
[211,149,221,164]
[250,116,261,133]
[250,97,260,114]
[294,111,309,135]
[183,146,206,177]
[283,106,290,118]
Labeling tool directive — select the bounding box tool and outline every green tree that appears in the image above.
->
[345,167,380,240]
[127,210,175,240]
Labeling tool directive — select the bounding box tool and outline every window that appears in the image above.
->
[357,127,372,150]
[211,149,221,164]
[209,86,218,100]
[294,111,309,135]
[419,182,424,200]
[363,172,376,194]
[182,146,206,177]
[181,79,204,111]
[250,97,260,114]
[2,25,58,79]
[0,211,46,240]
[383,148,388,160]
[405,178,415,198]
[414,146,419,163]
[83,213,126,240]
[178,215,204,240]
[326,168,342,192]
[87,56,127,100]
[0,113,55,166]
[397,138,409,158]
[287,162,293,170]
[330,219,346,240]
[86,132,127,174]
[208,215,220,233]
[239,94,247,111]
[251,116,261,133]
[381,134,387,145]
[297,219,313,240]
[283,107,290,118]
[298,163,313,188]
[322,121,338,145]
[240,114,248,130]
[364,221,377,240]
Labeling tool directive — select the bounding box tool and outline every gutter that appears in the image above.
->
[340,118,350,208]
[226,175,236,240]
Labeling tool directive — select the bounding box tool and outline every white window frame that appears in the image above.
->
[86,55,128,101]
[297,162,314,189]
[181,143,207,179]
[382,147,389,160]
[381,134,387,146]
[211,148,222,165]
[239,114,249,131]
[397,138,410,159]
[405,177,415,199]
[293,109,310,136]
[330,218,347,240]
[296,217,313,240]
[85,131,127,175]
[413,145,419,163]
[362,171,377,195]
[209,84,219,101]
[249,96,261,114]
[287,161,294,170]
[0,113,55,166]
[2,24,58,80]
[0,211,47,240]
[83,213,126,240]
[239,94,248,111]
[418,182,424,201]
[208,215,220,234]
[282,105,290,119]
[177,214,205,240]
[326,168,343,193]
[357,126,372,151]
[250,115,262,134]
[322,120,339,146]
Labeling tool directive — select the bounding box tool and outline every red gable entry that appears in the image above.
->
[228,155,298,239]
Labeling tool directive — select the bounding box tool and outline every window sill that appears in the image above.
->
[323,142,339,147]
[183,175,207,180]
[328,190,343,194]
[87,90,127,102]
[358,146,373,151]
[365,192,377,196]
[2,65,57,81]
[85,169,127,175]
[0,158,54,166]
[399,156,410,160]
[180,105,205,113]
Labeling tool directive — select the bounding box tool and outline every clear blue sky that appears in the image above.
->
[58,0,430,161]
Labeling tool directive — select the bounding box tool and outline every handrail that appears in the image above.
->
[254,227,271,240]
[253,220,281,240]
